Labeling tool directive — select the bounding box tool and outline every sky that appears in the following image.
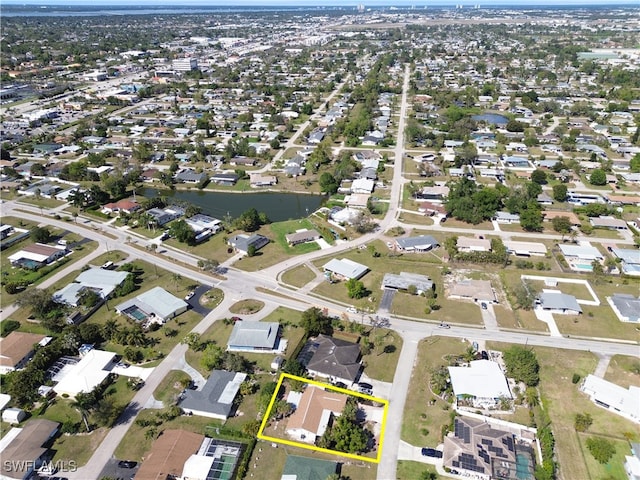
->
[2,0,639,5]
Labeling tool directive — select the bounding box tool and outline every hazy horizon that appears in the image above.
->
[2,0,639,5]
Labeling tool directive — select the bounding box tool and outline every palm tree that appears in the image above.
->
[126,325,146,347]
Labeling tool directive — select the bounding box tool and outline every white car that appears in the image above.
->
[184,291,196,301]
[346,306,358,314]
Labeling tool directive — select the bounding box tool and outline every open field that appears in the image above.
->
[402,336,469,447]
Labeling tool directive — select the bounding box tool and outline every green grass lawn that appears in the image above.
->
[402,336,468,447]
[229,299,265,315]
[17,196,65,209]
[185,321,236,376]
[578,434,632,480]
[114,409,220,462]
[153,370,192,405]
[360,329,403,382]
[281,264,317,288]
[1,239,98,309]
[493,304,549,332]
[397,460,441,480]
[164,233,235,264]
[605,355,640,389]
[554,305,640,342]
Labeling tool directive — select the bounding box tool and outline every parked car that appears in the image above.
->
[117,460,138,469]
[421,448,443,458]
[481,302,488,310]
[159,232,170,241]
[481,350,489,360]
[101,261,114,270]
[346,306,358,314]
[357,382,373,395]
[438,323,450,329]
[184,291,195,301]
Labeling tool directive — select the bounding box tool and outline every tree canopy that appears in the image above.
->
[503,346,540,387]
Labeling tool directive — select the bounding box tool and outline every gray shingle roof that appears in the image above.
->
[180,370,247,418]
[303,334,361,383]
[610,294,640,322]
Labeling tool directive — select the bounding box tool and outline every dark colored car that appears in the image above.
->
[118,460,138,469]
[421,448,443,458]
[481,350,489,360]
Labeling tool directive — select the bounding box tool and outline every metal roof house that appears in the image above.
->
[536,291,582,315]
[607,294,640,323]
[179,370,247,420]
[115,286,188,323]
[52,349,116,398]
[558,244,603,261]
[53,268,129,307]
[448,360,512,409]
[395,235,439,252]
[322,258,369,280]
[581,374,640,424]
[382,272,434,295]
[227,321,281,353]
[611,248,640,277]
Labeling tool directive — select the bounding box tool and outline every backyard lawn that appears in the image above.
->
[397,460,441,480]
[605,355,640,389]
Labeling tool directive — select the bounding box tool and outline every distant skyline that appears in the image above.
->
[2,0,639,5]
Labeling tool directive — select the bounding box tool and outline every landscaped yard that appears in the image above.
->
[359,329,403,382]
[401,336,468,448]
[153,370,191,405]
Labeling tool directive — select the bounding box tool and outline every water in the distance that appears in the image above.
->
[141,188,325,222]
[472,113,509,125]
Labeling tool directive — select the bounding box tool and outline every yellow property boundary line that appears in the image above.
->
[256,373,389,463]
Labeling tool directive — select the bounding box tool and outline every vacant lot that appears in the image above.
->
[402,336,468,448]
[281,264,317,288]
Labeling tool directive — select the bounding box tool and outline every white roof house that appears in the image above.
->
[227,321,281,353]
[53,349,116,398]
[115,287,188,323]
[558,244,603,261]
[350,178,374,194]
[581,374,640,424]
[504,241,547,257]
[53,268,129,306]
[448,360,512,409]
[322,258,369,280]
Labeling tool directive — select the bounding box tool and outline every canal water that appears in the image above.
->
[141,188,325,222]
[471,113,509,125]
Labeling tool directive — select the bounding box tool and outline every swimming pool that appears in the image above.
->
[573,263,593,271]
[123,305,148,322]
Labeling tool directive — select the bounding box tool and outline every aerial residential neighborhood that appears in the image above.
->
[0,3,639,480]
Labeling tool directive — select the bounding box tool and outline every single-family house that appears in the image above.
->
[558,244,603,262]
[210,173,239,185]
[625,444,640,480]
[536,291,582,315]
[503,241,547,257]
[285,229,321,246]
[301,334,362,385]
[494,212,520,224]
[382,272,433,295]
[101,199,140,215]
[607,294,640,323]
[116,286,188,324]
[322,258,369,280]
[350,178,374,194]
[227,321,281,353]
[610,248,640,276]
[448,360,512,409]
[52,349,117,398]
[249,173,277,187]
[135,430,204,480]
[0,419,60,480]
[395,235,439,252]
[589,216,627,231]
[457,237,491,253]
[581,374,640,424]
[228,234,269,254]
[0,332,50,375]
[286,386,347,444]
[185,214,222,233]
[415,185,449,202]
[179,370,247,420]
[53,268,129,307]
[8,243,67,269]
[175,169,208,184]
[443,417,529,479]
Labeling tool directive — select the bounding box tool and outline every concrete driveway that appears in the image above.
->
[110,364,153,381]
